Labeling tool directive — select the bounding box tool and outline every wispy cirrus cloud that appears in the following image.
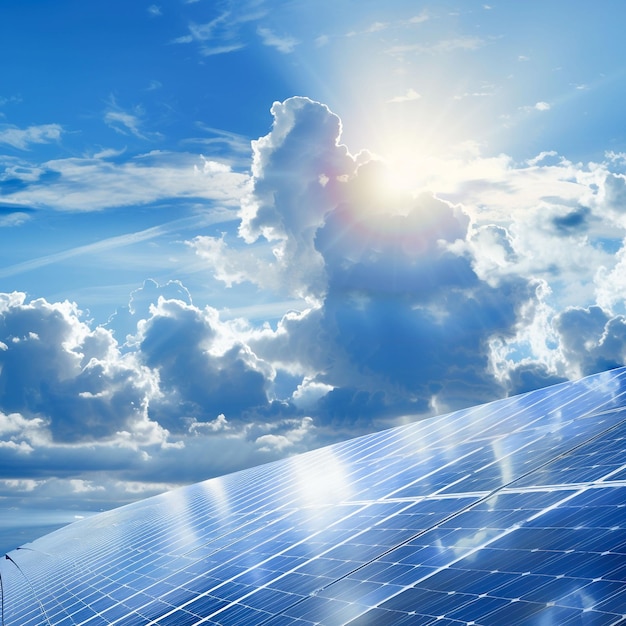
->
[172,17,246,56]
[183,124,253,169]
[172,3,266,56]
[200,43,246,56]
[0,123,63,150]
[0,211,31,228]
[103,97,156,140]
[346,11,429,37]
[257,27,298,53]
[172,14,229,44]
[0,151,249,212]
[104,110,146,137]
[387,36,485,56]
[387,88,421,104]
[0,95,22,109]
[410,11,429,24]
[0,214,230,279]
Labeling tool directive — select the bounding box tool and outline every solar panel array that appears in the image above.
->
[3,367,626,625]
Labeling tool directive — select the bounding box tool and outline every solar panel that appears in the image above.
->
[3,367,626,625]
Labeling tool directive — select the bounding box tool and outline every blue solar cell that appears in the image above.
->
[212,602,274,624]
[345,607,429,626]
[4,367,626,624]
[443,595,519,621]
[470,598,548,623]
[262,616,317,626]
[156,609,200,626]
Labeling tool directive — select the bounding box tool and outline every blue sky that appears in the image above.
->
[3,0,626,551]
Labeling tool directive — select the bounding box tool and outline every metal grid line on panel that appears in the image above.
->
[3,368,626,624]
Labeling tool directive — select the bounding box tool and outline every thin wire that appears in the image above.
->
[4,555,53,626]
[1,565,5,626]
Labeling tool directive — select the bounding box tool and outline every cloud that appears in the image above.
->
[192,97,358,300]
[0,287,317,516]
[0,151,249,211]
[107,279,193,342]
[284,195,536,415]
[347,12,429,37]
[173,16,226,44]
[0,123,62,150]
[387,36,485,57]
[387,89,421,104]
[189,233,274,289]
[410,12,429,24]
[200,43,246,56]
[147,4,161,17]
[404,149,624,312]
[104,101,153,139]
[195,98,546,424]
[257,27,299,53]
[596,245,626,314]
[315,34,330,47]
[553,306,626,379]
[255,416,314,452]
[0,217,221,280]
[520,101,552,113]
[365,22,388,33]
[0,211,31,228]
[601,172,626,219]
[171,34,194,44]
[172,4,266,56]
[0,293,161,444]
[0,95,21,108]
[453,86,496,100]
[184,125,253,166]
[190,97,626,428]
[136,297,273,430]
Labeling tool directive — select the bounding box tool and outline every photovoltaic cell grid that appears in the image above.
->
[3,369,626,624]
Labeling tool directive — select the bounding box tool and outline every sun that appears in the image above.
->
[378,152,422,196]
[359,129,455,205]
[346,149,424,217]
[336,83,482,202]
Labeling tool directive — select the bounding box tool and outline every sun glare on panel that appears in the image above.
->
[289,447,352,509]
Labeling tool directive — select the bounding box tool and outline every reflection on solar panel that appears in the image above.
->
[4,368,626,624]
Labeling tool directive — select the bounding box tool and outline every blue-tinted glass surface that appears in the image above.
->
[3,367,626,624]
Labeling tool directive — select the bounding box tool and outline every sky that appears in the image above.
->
[2,0,626,552]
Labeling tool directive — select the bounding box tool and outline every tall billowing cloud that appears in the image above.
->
[195,97,360,300]
[195,97,550,428]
